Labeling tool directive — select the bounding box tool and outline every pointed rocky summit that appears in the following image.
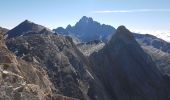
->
[90,25,170,100]
[6,20,47,38]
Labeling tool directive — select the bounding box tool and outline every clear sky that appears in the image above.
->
[0,0,170,34]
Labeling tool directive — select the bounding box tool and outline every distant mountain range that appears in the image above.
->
[1,17,170,100]
[53,16,116,42]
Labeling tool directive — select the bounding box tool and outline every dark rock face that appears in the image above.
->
[142,45,170,76]
[53,16,116,42]
[134,33,170,76]
[6,20,47,39]
[90,26,170,100]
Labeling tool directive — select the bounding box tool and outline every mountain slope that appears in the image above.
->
[53,16,116,42]
[134,33,170,76]
[6,21,113,100]
[90,26,170,100]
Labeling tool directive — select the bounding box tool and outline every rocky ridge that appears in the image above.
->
[5,21,113,100]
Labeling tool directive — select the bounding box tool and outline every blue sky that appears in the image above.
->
[0,0,170,34]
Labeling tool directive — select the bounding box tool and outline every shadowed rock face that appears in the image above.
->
[90,26,170,100]
[53,16,116,42]
[134,33,170,76]
[142,45,170,75]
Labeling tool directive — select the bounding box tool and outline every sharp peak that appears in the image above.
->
[80,16,93,22]
[115,25,132,35]
[18,20,46,28]
[66,24,72,29]
[109,25,136,44]
[117,25,129,32]
[81,16,91,19]
[22,20,34,24]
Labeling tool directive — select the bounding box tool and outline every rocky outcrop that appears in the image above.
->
[90,26,170,100]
